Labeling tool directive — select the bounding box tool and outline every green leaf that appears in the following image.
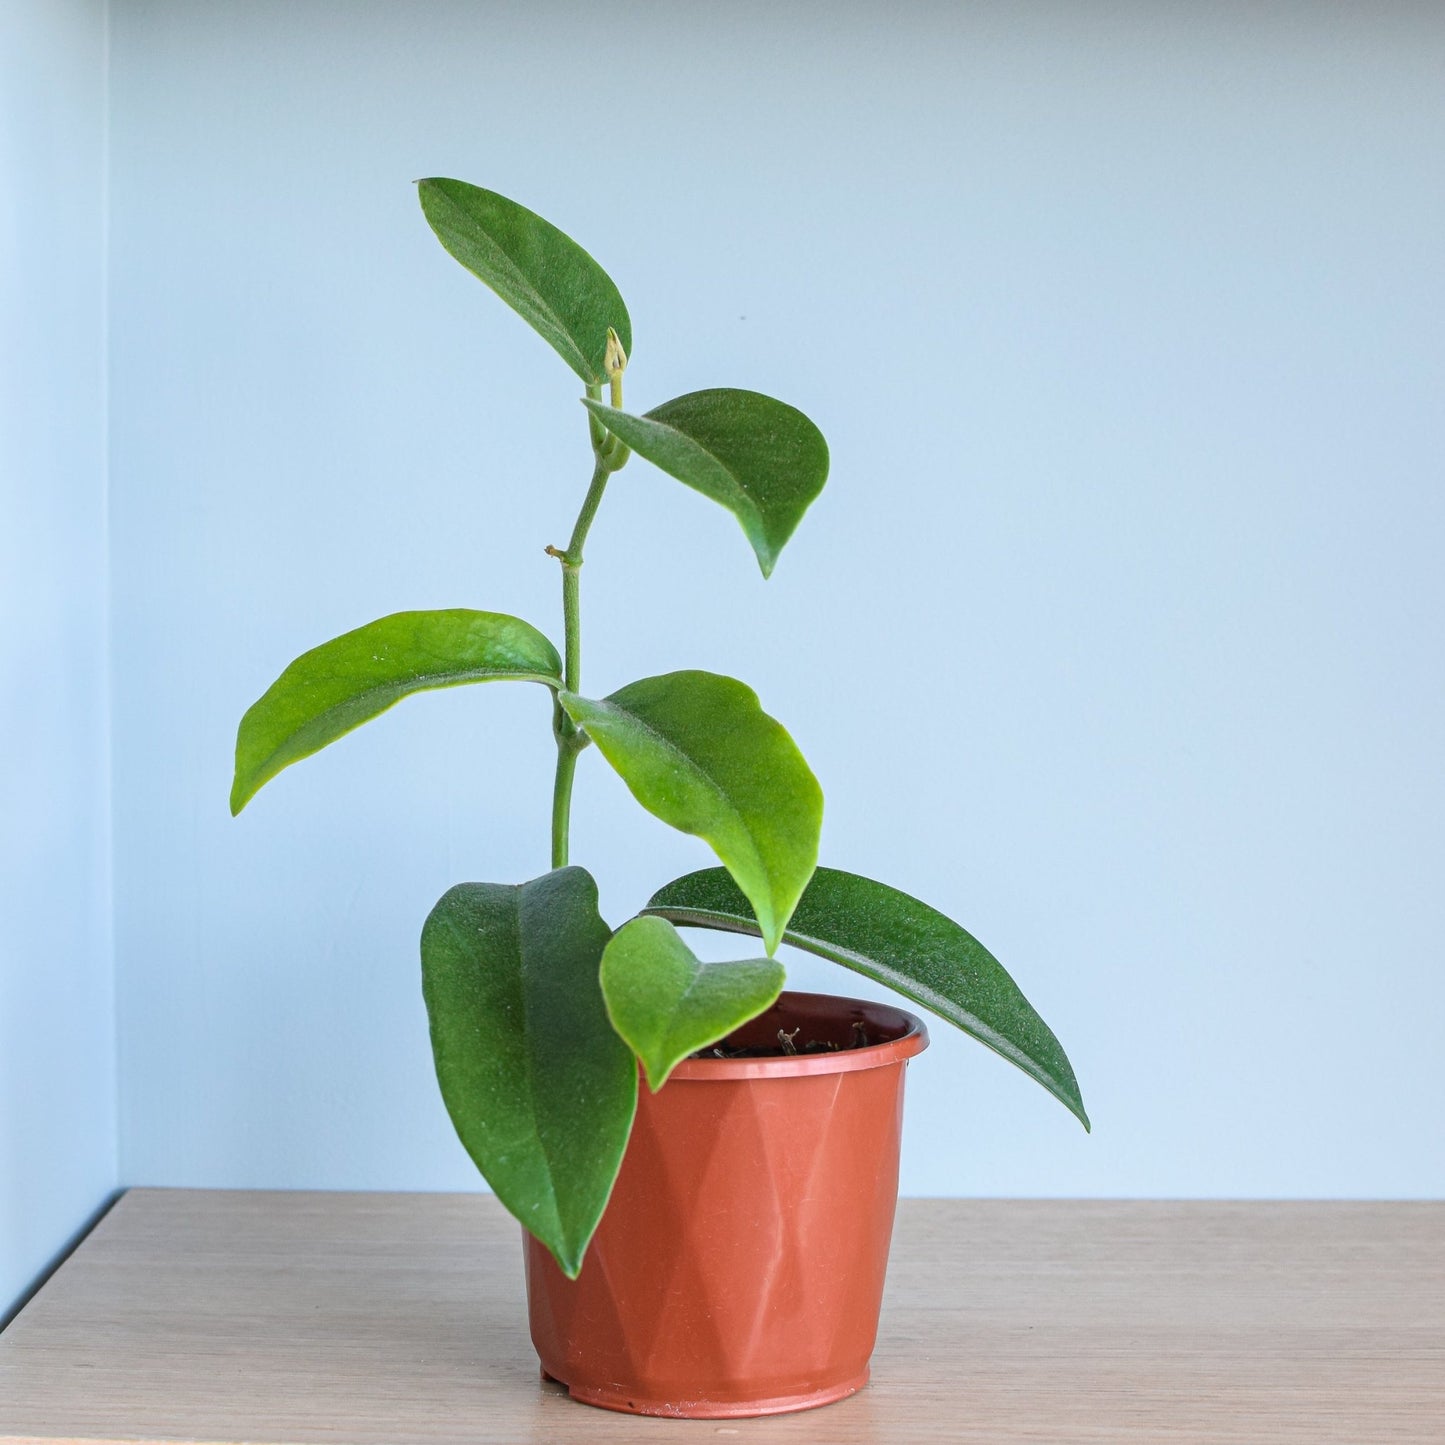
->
[420,867,637,1278]
[417,178,631,385]
[643,866,1090,1131]
[231,609,561,814]
[582,389,828,576]
[560,671,822,955]
[601,916,785,1091]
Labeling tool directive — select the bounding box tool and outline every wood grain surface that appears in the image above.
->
[1,1189,1441,1443]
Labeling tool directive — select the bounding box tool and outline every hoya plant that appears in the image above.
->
[231,180,1088,1279]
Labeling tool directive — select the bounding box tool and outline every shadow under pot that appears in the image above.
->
[524,989,929,1418]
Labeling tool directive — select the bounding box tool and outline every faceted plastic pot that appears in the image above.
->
[524,989,928,1418]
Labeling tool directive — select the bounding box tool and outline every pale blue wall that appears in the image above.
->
[108,3,1445,1197]
[0,0,116,1317]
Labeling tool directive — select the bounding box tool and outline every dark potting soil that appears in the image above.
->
[693,1020,874,1060]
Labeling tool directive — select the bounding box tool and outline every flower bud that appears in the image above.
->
[604,327,627,380]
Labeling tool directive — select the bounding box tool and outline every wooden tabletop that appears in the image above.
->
[1,1190,1441,1443]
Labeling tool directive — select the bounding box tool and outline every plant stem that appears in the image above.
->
[562,463,611,683]
[549,451,612,869]
[549,350,630,871]
[550,730,577,869]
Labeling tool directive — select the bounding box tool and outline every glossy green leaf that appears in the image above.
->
[601,916,785,1091]
[643,866,1090,1130]
[418,178,631,385]
[560,671,822,956]
[420,867,637,1278]
[231,609,561,814]
[582,389,828,576]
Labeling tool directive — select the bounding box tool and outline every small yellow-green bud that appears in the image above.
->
[604,327,627,379]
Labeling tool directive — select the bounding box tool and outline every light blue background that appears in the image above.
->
[7,0,1445,1315]
[1,0,114,1319]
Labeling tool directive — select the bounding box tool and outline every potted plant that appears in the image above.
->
[230,179,1089,1418]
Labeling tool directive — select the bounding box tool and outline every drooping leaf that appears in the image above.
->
[601,916,785,1091]
[418,178,631,385]
[643,866,1089,1130]
[560,671,822,955]
[582,389,828,576]
[420,867,637,1277]
[231,609,560,814]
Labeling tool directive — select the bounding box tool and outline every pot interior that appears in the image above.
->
[717,989,923,1052]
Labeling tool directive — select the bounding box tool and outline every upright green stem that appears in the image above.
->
[549,452,614,868]
[561,461,611,686]
[549,353,628,869]
[550,730,577,869]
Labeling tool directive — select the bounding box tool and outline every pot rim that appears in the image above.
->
[665,989,929,1082]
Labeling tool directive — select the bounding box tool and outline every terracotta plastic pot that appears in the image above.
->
[524,989,928,1418]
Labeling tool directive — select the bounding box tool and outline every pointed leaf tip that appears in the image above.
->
[417,178,631,385]
[602,917,785,1090]
[559,671,822,955]
[230,609,561,813]
[643,866,1089,1131]
[581,389,827,575]
[421,866,638,1275]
